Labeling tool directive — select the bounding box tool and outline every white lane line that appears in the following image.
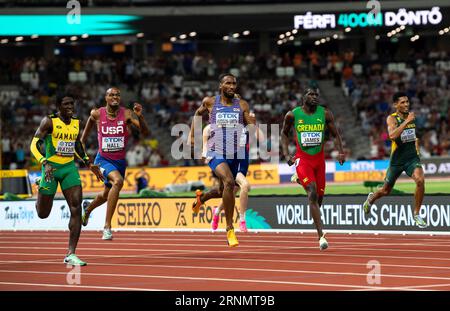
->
[1,260,449,282]
[2,247,450,263]
[2,256,450,271]
[0,269,397,290]
[0,281,165,291]
[2,244,450,256]
[2,240,449,248]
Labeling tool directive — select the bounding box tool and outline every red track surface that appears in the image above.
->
[1,231,450,291]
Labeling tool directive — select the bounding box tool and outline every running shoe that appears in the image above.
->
[290,172,299,184]
[63,254,87,266]
[414,215,428,229]
[81,200,90,227]
[239,220,248,233]
[319,233,328,251]
[211,207,220,231]
[363,192,374,214]
[102,228,113,240]
[226,228,239,247]
[192,189,203,214]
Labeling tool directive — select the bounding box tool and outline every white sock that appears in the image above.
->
[214,208,221,216]
[240,213,245,221]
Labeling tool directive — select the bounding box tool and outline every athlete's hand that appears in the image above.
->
[133,103,143,117]
[338,153,346,166]
[405,112,415,124]
[89,164,105,182]
[43,162,56,183]
[287,156,296,166]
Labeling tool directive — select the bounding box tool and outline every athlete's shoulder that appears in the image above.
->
[48,113,57,118]
[71,115,79,120]
[202,96,215,107]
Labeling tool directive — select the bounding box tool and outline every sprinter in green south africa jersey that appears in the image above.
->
[362,92,427,228]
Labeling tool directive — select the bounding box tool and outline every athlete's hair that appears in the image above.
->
[106,87,120,95]
[393,92,408,103]
[218,73,236,83]
[55,94,74,107]
[303,87,319,97]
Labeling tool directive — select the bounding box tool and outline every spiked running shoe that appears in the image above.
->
[81,200,90,227]
[211,207,220,231]
[226,228,239,247]
[414,215,428,229]
[363,192,374,214]
[64,254,87,266]
[319,233,328,251]
[192,189,203,214]
[239,220,248,233]
[102,228,113,240]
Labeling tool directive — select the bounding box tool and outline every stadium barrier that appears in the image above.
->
[1,195,449,234]
[27,163,280,195]
[0,170,32,199]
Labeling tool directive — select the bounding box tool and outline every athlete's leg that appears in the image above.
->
[304,182,323,238]
[35,193,55,219]
[104,170,124,229]
[235,172,250,232]
[369,183,393,204]
[62,185,82,255]
[214,163,236,231]
[410,167,425,215]
[84,186,110,218]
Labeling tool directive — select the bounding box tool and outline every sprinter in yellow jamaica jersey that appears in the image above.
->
[30,95,104,266]
[363,92,427,229]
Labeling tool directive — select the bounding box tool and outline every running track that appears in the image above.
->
[0,231,450,291]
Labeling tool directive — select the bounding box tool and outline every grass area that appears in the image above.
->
[157,179,450,197]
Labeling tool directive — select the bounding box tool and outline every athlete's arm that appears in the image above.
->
[281,111,295,165]
[189,97,212,146]
[30,116,52,164]
[74,133,104,182]
[415,138,420,156]
[81,108,99,145]
[126,103,150,137]
[202,124,211,159]
[30,116,55,182]
[325,108,345,165]
[387,112,415,140]
[240,100,256,126]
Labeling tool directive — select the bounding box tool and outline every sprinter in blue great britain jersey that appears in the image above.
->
[189,74,256,247]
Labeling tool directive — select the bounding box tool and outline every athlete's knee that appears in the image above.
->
[111,178,124,189]
[381,185,391,196]
[36,206,50,219]
[416,177,425,188]
[223,178,235,191]
[308,190,318,204]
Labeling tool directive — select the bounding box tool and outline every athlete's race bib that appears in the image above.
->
[102,136,125,152]
[216,112,239,128]
[300,132,322,146]
[401,128,416,143]
[55,141,75,156]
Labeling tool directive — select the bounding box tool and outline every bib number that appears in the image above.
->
[300,132,322,146]
[216,112,239,128]
[55,141,75,157]
[102,137,125,152]
[401,128,416,143]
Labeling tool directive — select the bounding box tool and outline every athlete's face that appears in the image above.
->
[395,96,410,114]
[105,88,121,108]
[220,76,237,99]
[59,97,75,119]
[304,89,319,107]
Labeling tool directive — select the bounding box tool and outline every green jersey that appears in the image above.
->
[292,105,326,156]
[389,112,419,165]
